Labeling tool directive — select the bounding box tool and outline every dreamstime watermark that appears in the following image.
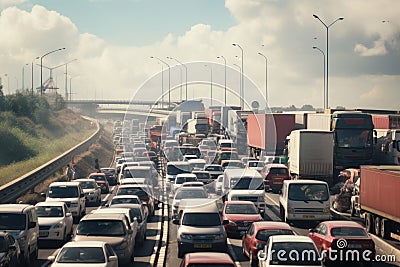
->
[257,239,397,263]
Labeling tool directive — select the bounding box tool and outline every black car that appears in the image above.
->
[0,232,21,267]
[100,168,117,186]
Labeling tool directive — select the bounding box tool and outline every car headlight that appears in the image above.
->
[228,220,237,226]
[180,234,192,241]
[52,221,64,229]
[115,240,129,250]
[214,234,225,240]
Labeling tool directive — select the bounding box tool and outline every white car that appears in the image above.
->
[171,187,208,219]
[48,241,118,267]
[75,179,101,205]
[214,175,223,195]
[35,201,73,242]
[172,173,198,194]
[108,195,149,221]
[258,235,322,267]
[246,160,265,173]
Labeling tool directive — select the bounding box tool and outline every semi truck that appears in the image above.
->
[186,118,209,136]
[220,106,241,133]
[307,112,375,180]
[355,166,400,241]
[373,129,400,165]
[247,113,296,158]
[227,110,254,155]
[287,130,334,184]
[205,107,222,134]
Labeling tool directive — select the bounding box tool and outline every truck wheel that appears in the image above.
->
[380,219,390,239]
[374,216,381,236]
[365,213,373,233]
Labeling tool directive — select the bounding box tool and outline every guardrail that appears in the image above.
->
[0,117,101,204]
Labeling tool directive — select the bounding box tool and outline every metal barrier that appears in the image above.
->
[0,117,101,204]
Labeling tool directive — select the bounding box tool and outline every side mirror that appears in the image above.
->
[28,222,37,229]
[309,228,314,233]
[222,220,229,225]
[40,193,46,198]
[66,213,72,217]
[172,219,180,225]
[48,255,56,262]
[105,203,110,207]
[108,255,118,262]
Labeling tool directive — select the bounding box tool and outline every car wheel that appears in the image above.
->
[62,227,67,242]
[374,216,381,236]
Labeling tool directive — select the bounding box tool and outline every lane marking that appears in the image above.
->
[264,192,279,206]
[227,238,242,267]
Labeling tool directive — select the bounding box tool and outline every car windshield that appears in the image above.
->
[175,190,207,200]
[220,142,232,148]
[57,247,105,263]
[117,188,148,197]
[48,186,79,198]
[220,153,239,160]
[268,168,288,175]
[248,161,264,167]
[288,184,329,202]
[0,237,6,252]
[124,169,151,178]
[231,178,264,190]
[111,198,140,205]
[182,212,221,226]
[225,203,258,214]
[0,213,26,230]
[206,166,222,172]
[77,220,126,236]
[191,163,205,169]
[270,242,320,265]
[176,177,197,184]
[255,229,294,241]
[79,181,96,189]
[336,129,372,149]
[36,206,64,217]
[331,227,368,237]
[167,165,191,175]
[101,169,115,175]
[195,173,210,180]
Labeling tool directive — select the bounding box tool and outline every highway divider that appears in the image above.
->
[0,117,100,204]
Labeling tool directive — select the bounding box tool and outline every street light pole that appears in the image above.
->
[313,46,326,109]
[31,57,39,95]
[151,56,171,109]
[4,74,9,94]
[313,14,344,109]
[258,52,268,105]
[233,63,241,107]
[204,65,213,106]
[22,64,29,92]
[167,57,188,102]
[64,59,78,101]
[232,43,244,109]
[40,47,66,95]
[217,56,227,106]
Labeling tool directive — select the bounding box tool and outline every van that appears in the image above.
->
[279,180,331,224]
[173,199,228,258]
[45,182,86,221]
[222,168,265,214]
[0,204,39,264]
[217,139,235,151]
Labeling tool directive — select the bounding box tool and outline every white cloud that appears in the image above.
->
[354,40,387,56]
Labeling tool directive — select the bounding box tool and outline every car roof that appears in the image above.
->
[322,220,364,228]
[49,181,80,186]
[266,163,288,168]
[62,241,106,248]
[225,201,255,205]
[35,201,66,207]
[112,195,140,199]
[270,235,313,243]
[176,173,198,178]
[252,221,293,230]
[81,213,126,220]
[284,179,328,185]
[88,173,106,176]
[109,203,142,209]
[124,166,151,170]
[75,178,97,183]
[188,159,206,163]
[0,204,33,213]
[223,168,262,177]
[167,161,190,166]
[184,252,234,264]
[118,184,147,189]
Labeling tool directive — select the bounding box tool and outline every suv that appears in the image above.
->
[261,163,290,193]
[173,200,228,258]
[45,182,86,221]
[0,204,39,264]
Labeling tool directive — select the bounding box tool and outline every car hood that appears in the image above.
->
[38,217,64,226]
[178,225,224,235]
[224,214,262,222]
[229,190,264,196]
[74,235,126,245]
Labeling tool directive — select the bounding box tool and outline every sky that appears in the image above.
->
[0,0,399,110]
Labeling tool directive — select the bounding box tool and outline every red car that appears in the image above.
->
[260,163,290,193]
[87,172,110,193]
[222,201,263,237]
[179,252,235,267]
[241,221,294,267]
[308,220,375,264]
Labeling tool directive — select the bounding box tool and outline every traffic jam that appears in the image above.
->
[1,104,400,267]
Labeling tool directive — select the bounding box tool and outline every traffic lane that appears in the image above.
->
[265,192,400,266]
[166,209,180,267]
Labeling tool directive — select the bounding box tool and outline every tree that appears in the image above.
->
[300,104,315,111]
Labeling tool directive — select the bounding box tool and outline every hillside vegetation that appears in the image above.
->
[0,89,95,186]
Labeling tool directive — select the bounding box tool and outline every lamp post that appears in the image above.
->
[4,74,10,94]
[313,14,344,109]
[40,47,66,95]
[233,63,241,106]
[167,57,188,102]
[151,56,170,109]
[258,52,268,105]
[313,46,326,109]
[204,64,213,106]
[31,57,39,95]
[232,43,244,109]
[69,76,79,101]
[64,59,78,101]
[22,63,29,92]
[217,56,227,105]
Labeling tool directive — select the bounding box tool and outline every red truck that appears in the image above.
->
[356,165,400,241]
[247,114,296,158]
[372,114,400,129]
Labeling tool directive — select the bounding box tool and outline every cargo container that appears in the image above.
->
[227,110,254,155]
[220,106,241,133]
[372,114,400,129]
[287,130,334,183]
[247,113,296,157]
[358,166,400,241]
[373,129,400,165]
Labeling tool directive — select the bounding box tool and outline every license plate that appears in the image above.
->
[348,244,362,248]
[194,244,212,248]
[303,215,315,219]
[39,232,49,237]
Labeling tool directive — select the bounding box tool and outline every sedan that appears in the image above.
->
[35,201,73,242]
[87,173,110,194]
[242,221,294,267]
[172,187,208,219]
[204,164,223,179]
[48,241,118,267]
[100,167,118,186]
[75,178,101,205]
[222,201,263,237]
[308,220,375,265]
[180,252,235,267]
[0,232,21,267]
[108,195,149,220]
